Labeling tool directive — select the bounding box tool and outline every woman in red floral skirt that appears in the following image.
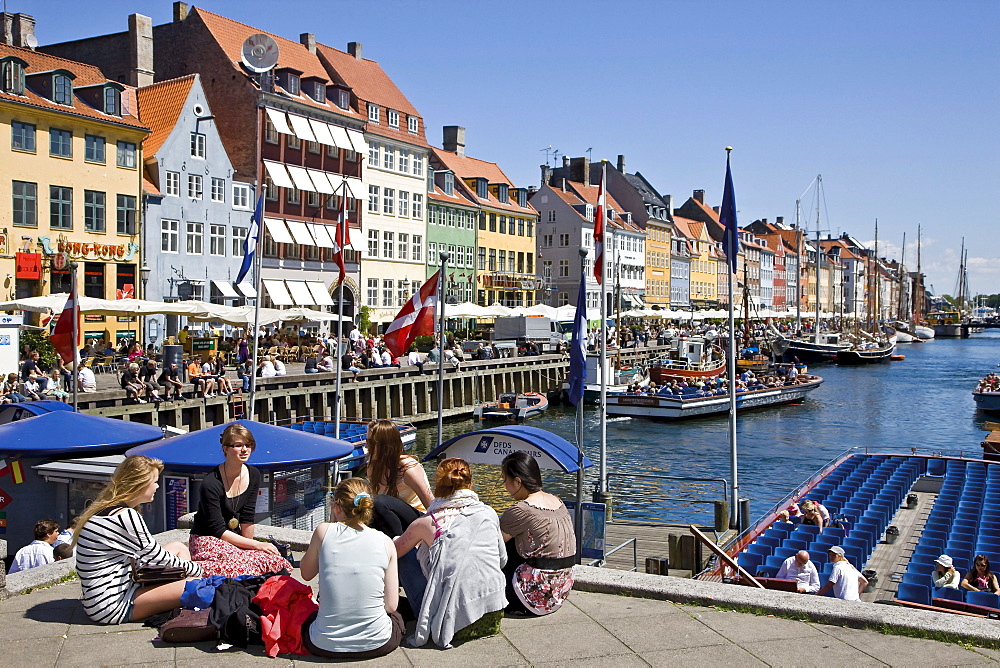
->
[188,424,290,577]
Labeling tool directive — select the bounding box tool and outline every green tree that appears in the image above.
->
[358,305,373,335]
[21,330,58,369]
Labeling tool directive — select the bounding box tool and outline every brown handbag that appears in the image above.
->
[130,557,188,586]
[160,609,218,643]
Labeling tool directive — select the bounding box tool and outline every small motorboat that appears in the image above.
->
[890,354,906,361]
[474,392,549,421]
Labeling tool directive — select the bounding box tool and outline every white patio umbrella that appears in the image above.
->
[444,302,491,318]
[522,303,560,318]
[480,303,516,317]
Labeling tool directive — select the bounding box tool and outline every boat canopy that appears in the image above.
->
[0,410,164,457]
[0,400,74,425]
[126,419,354,472]
[423,426,593,472]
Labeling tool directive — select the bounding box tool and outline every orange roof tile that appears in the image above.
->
[427,177,478,207]
[672,215,696,239]
[192,8,355,119]
[431,147,535,215]
[136,74,196,157]
[142,174,162,196]
[0,43,147,131]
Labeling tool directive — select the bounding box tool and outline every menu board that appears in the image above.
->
[164,476,189,531]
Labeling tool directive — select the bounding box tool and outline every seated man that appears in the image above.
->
[775,550,820,593]
[77,363,98,393]
[187,355,215,398]
[157,362,183,400]
[817,545,867,601]
[9,519,60,574]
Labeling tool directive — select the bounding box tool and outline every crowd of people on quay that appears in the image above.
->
[58,422,576,655]
[975,373,1000,394]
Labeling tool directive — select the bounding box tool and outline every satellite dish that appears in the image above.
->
[241,33,279,73]
[24,34,38,50]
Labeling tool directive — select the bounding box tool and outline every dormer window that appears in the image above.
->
[443,172,454,196]
[497,184,509,204]
[336,89,350,110]
[427,166,435,192]
[311,81,325,103]
[585,204,594,221]
[475,178,487,199]
[368,103,379,123]
[1,58,26,95]
[407,116,418,134]
[287,73,300,95]
[103,86,121,116]
[387,110,399,128]
[53,74,73,105]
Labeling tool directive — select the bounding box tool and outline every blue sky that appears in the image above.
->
[21,0,1000,297]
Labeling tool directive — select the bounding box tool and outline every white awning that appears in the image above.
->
[236,283,257,298]
[306,169,335,194]
[263,161,294,189]
[285,220,316,246]
[212,280,240,298]
[345,128,365,153]
[327,124,351,150]
[344,177,362,200]
[262,279,295,306]
[287,114,317,142]
[265,108,293,135]
[286,165,317,193]
[309,119,335,146]
[308,224,335,248]
[306,281,335,306]
[285,280,316,306]
[264,217,295,244]
[324,174,345,194]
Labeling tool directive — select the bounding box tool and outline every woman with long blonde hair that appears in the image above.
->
[73,456,202,624]
[299,478,403,659]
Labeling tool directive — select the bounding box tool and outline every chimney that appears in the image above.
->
[569,157,588,184]
[173,2,188,22]
[561,178,566,193]
[761,218,768,225]
[617,154,626,173]
[347,42,362,60]
[562,156,570,168]
[713,206,720,214]
[693,189,705,204]
[127,14,154,87]
[2,12,35,48]
[540,165,551,187]
[442,125,465,157]
[663,194,673,217]
[300,33,316,54]
[776,216,784,224]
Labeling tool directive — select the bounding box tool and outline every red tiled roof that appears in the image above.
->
[545,182,640,232]
[142,174,162,196]
[431,147,535,215]
[427,177,478,207]
[0,44,147,131]
[192,8,356,119]
[135,74,196,157]
[672,215,695,240]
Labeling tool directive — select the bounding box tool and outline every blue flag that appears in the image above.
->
[236,191,264,285]
[720,152,739,274]
[567,269,588,406]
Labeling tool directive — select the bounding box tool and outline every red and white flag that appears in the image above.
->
[383,271,440,358]
[332,189,351,285]
[594,165,606,285]
[50,280,80,365]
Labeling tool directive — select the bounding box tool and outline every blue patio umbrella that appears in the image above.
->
[0,400,73,425]
[127,419,354,472]
[423,426,593,473]
[0,410,165,457]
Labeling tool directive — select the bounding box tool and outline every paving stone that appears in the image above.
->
[534,652,652,667]
[499,600,591,629]
[815,624,995,666]
[500,616,631,663]
[970,646,1000,663]
[0,636,66,667]
[55,630,177,666]
[740,634,886,667]
[67,605,149,636]
[175,642,294,665]
[600,611,728,653]
[0,584,81,613]
[569,590,683,620]
[691,609,825,644]
[641,643,767,667]
[0,606,73,641]
[403,635,525,666]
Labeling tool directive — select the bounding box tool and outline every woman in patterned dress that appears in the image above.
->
[499,451,576,616]
[187,423,290,577]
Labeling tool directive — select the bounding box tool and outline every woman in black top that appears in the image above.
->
[188,424,289,577]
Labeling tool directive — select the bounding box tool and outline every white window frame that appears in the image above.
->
[407,116,418,134]
[232,226,247,257]
[368,185,379,213]
[368,103,380,123]
[209,224,226,256]
[383,187,395,215]
[398,191,409,218]
[232,183,251,209]
[187,174,203,199]
[383,145,394,170]
[165,171,180,197]
[367,229,379,257]
[387,109,399,128]
[412,235,422,262]
[190,132,206,158]
[186,221,203,254]
[211,177,225,203]
[367,278,379,306]
[412,193,423,219]
[383,230,394,258]
[399,232,409,260]
[161,218,178,253]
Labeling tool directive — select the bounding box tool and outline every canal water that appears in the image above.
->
[413,331,1000,524]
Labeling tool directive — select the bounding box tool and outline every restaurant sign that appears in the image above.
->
[38,235,139,262]
[15,252,41,279]
[0,229,7,256]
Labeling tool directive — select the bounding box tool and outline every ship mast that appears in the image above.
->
[814,175,822,344]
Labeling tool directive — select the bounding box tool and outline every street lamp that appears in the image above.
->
[140,262,151,349]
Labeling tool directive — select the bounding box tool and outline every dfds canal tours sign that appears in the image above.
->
[424,426,593,472]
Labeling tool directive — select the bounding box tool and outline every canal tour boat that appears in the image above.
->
[714,448,1000,617]
[282,417,417,470]
[648,337,726,384]
[604,375,823,420]
[473,392,549,422]
[973,373,1000,414]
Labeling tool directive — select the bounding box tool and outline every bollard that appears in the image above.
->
[714,500,730,533]
[593,490,613,523]
[645,556,669,575]
[739,498,751,533]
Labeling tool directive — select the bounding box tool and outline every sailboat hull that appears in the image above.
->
[835,344,896,365]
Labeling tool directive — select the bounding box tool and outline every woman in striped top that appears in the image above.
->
[73,456,202,624]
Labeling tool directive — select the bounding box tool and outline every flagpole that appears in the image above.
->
[71,261,79,413]
[723,147,740,530]
[334,181,349,441]
[597,162,608,496]
[575,248,588,564]
[436,251,450,446]
[248,187,264,422]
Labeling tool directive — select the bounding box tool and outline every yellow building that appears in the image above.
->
[644,218,672,308]
[0,43,148,345]
[433,128,538,306]
[674,216,718,306]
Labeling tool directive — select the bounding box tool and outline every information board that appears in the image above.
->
[163,476,189,530]
[564,500,606,561]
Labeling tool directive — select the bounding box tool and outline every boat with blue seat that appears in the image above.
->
[280,417,417,470]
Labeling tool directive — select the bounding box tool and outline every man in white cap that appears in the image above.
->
[817,545,867,600]
[933,554,961,589]
[776,550,820,593]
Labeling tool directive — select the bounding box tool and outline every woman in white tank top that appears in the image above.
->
[298,478,404,659]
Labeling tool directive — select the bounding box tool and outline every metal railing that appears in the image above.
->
[589,537,638,572]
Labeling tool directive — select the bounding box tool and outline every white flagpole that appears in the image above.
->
[71,262,79,413]
[598,163,608,496]
[334,181,348,440]
[248,188,263,422]
[436,252,449,446]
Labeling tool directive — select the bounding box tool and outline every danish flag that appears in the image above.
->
[50,279,80,365]
[383,271,440,358]
[332,188,351,285]
[594,165,606,285]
